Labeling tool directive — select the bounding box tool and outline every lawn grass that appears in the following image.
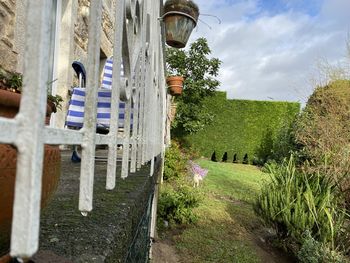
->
[172,159,270,263]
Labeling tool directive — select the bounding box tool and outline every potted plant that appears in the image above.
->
[163,0,199,48]
[0,69,62,259]
[166,59,185,96]
[166,75,184,96]
[0,71,63,123]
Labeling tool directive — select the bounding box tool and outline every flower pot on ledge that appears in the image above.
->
[0,89,61,259]
[166,76,184,96]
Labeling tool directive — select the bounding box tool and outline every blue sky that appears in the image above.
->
[257,0,323,16]
[185,0,350,104]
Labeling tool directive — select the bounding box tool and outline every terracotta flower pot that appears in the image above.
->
[163,0,199,48]
[0,89,61,258]
[166,76,184,96]
[0,89,55,122]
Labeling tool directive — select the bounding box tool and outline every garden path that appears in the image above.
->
[152,160,296,263]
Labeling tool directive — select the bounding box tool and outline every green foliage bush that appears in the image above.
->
[158,181,201,225]
[163,142,187,181]
[298,231,348,263]
[183,92,300,163]
[294,80,350,210]
[254,156,347,253]
[159,141,201,226]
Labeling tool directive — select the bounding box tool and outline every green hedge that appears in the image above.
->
[183,92,300,163]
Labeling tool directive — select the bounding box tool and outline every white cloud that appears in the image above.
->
[186,0,350,104]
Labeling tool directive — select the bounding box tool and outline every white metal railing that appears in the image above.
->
[0,0,166,258]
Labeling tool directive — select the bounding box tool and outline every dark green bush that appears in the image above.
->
[255,156,347,254]
[242,153,249,164]
[211,151,217,162]
[158,181,201,225]
[233,153,238,163]
[221,152,228,162]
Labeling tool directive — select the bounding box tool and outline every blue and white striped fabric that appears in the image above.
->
[65,88,129,128]
[65,58,132,130]
[101,57,124,90]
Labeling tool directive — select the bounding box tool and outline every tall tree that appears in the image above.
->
[166,37,221,135]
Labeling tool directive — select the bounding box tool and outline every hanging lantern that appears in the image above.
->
[163,0,199,49]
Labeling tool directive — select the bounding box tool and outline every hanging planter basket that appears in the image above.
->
[166,76,184,96]
[163,0,199,48]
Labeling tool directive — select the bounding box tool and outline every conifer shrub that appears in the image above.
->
[233,153,238,163]
[211,151,217,162]
[242,153,249,164]
[221,152,228,162]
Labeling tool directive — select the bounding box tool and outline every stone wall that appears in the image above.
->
[0,0,117,128]
[74,0,114,63]
[0,0,18,73]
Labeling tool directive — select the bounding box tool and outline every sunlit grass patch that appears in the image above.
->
[173,159,269,263]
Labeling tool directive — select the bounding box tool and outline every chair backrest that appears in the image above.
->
[101,57,125,90]
[66,58,132,130]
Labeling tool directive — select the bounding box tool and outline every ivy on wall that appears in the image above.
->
[183,92,300,163]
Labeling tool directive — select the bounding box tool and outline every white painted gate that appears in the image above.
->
[0,0,166,258]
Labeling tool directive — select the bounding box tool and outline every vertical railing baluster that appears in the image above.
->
[106,0,125,190]
[137,5,149,169]
[79,1,102,214]
[137,74,146,168]
[121,99,132,178]
[10,0,53,257]
[130,72,140,173]
[137,53,147,169]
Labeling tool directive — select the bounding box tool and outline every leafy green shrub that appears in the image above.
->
[158,181,201,225]
[298,231,348,263]
[294,81,350,210]
[271,118,300,163]
[160,142,202,226]
[255,129,274,163]
[255,156,347,253]
[260,159,278,173]
[163,141,188,181]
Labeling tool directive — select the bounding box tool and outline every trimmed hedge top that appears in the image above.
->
[183,92,300,163]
